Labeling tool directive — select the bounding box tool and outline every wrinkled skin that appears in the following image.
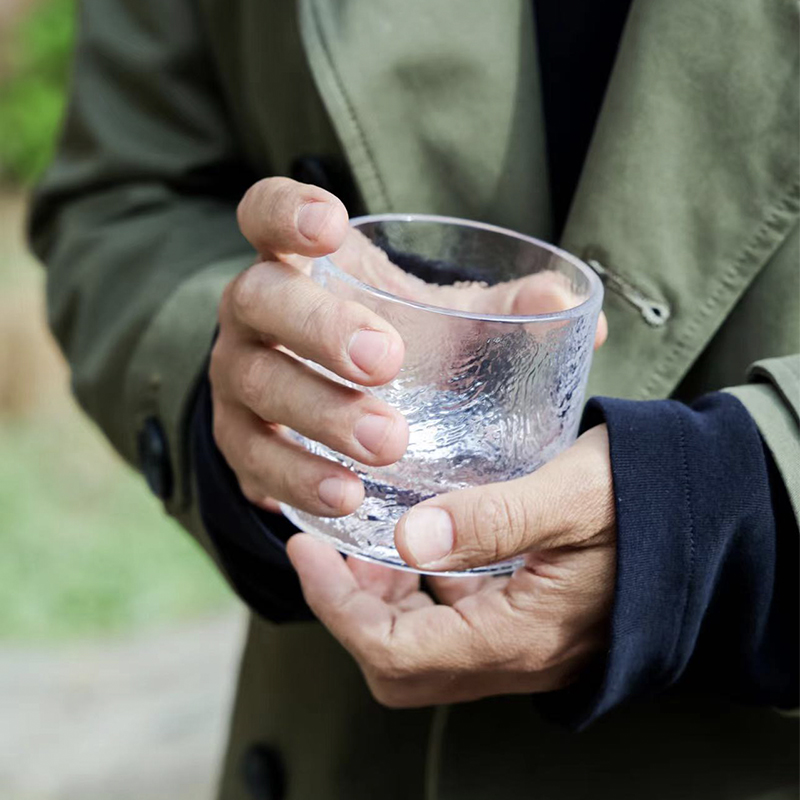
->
[212,176,613,707]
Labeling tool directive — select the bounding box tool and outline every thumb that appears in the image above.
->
[394,425,612,572]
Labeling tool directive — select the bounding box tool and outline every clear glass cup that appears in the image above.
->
[281,214,603,576]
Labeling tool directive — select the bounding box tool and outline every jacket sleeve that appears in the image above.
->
[28,1,257,573]
[725,356,800,524]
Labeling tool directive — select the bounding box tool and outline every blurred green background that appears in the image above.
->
[0,0,234,641]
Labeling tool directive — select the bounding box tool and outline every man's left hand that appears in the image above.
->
[287,424,616,707]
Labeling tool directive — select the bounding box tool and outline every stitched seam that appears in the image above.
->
[308,1,393,212]
[666,407,696,682]
[639,181,800,398]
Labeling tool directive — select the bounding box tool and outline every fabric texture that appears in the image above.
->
[551,392,800,728]
[191,376,309,622]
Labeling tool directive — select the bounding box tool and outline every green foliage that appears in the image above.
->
[0,409,234,640]
[0,0,76,185]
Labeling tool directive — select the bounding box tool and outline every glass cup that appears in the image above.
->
[281,214,603,576]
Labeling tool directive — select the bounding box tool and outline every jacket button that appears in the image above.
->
[242,745,285,800]
[136,417,173,501]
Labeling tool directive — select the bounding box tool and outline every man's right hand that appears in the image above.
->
[210,178,408,517]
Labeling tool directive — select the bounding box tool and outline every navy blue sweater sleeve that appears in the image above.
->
[553,392,799,728]
[190,375,312,623]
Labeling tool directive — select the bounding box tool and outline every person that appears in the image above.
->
[30,1,799,799]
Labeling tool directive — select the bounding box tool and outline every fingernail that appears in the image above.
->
[298,202,332,241]
[354,414,393,456]
[318,477,355,511]
[348,329,390,374]
[401,507,454,567]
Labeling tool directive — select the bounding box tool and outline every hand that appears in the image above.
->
[212,176,607,518]
[287,425,615,707]
[211,178,409,517]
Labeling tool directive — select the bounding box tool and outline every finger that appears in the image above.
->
[227,259,405,386]
[508,272,576,316]
[225,344,408,466]
[595,311,608,350]
[237,177,350,258]
[289,539,517,702]
[394,425,613,571]
[260,497,283,514]
[214,405,364,515]
[288,535,439,664]
[395,592,435,612]
[287,534,398,643]
[425,574,493,605]
[346,556,421,603]
[508,275,607,350]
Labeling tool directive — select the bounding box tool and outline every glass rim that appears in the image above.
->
[319,213,604,324]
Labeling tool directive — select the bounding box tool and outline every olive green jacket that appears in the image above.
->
[30,1,799,799]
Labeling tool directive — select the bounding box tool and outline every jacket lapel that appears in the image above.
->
[563,0,799,398]
[299,0,553,240]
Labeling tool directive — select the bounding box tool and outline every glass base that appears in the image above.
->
[280,504,523,577]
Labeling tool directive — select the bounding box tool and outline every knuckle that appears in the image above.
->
[240,481,271,510]
[218,280,236,324]
[240,432,265,476]
[273,462,297,503]
[211,408,228,450]
[339,299,375,340]
[230,267,263,320]
[271,453,316,508]
[295,292,329,342]
[237,177,293,225]
[262,178,302,245]
[308,387,359,442]
[237,352,273,409]
[264,177,299,216]
[208,340,225,386]
[468,492,528,561]
[297,294,348,360]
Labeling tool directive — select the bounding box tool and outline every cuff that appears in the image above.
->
[190,376,311,623]
[545,391,798,729]
[725,355,800,522]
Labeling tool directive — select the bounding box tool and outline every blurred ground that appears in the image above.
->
[0,614,243,800]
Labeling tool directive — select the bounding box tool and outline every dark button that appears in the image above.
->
[290,155,361,216]
[136,417,173,501]
[242,744,285,800]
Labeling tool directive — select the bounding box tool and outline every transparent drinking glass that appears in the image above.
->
[281,214,603,576]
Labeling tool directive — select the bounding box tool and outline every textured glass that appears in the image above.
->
[281,215,603,576]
